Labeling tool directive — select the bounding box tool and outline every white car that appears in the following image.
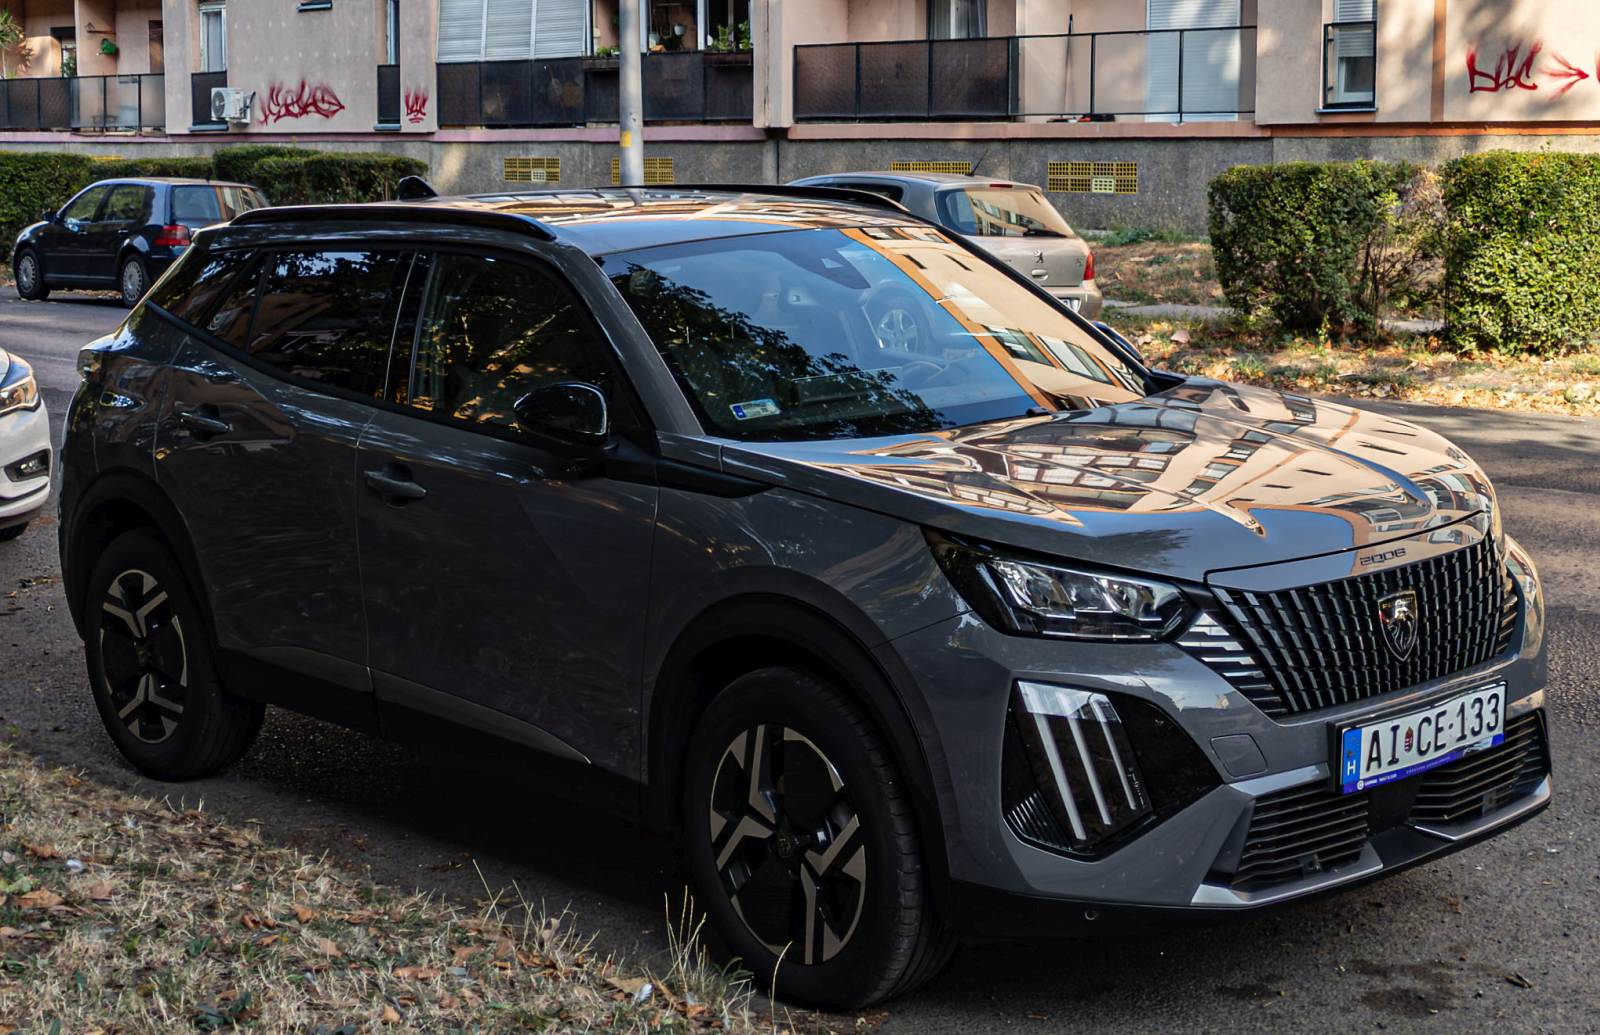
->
[0,347,50,543]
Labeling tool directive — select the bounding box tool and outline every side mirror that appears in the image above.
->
[40,209,58,223]
[513,381,609,451]
[1094,320,1143,363]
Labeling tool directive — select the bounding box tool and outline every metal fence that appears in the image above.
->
[794,27,1257,122]
[436,50,752,128]
[377,64,400,126]
[191,70,227,127]
[0,74,165,131]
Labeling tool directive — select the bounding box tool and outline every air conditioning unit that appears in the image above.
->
[210,87,255,125]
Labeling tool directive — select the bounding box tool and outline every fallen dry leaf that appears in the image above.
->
[86,882,114,901]
[22,842,59,860]
[381,1004,402,1024]
[17,889,63,910]
[292,905,317,923]
[315,936,343,958]
[395,966,440,981]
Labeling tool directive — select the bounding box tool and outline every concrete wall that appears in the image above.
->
[16,0,74,76]
[1442,0,1600,122]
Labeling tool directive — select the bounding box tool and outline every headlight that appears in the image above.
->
[1504,533,1544,655]
[0,369,39,416]
[928,532,1193,641]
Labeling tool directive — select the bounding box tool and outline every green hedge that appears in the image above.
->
[2,147,428,260]
[1441,151,1600,354]
[248,151,426,206]
[1208,160,1435,335]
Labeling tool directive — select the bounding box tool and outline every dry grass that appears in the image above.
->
[0,743,768,1033]
[1092,238,1224,308]
[1127,318,1600,419]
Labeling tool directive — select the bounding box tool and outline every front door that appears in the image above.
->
[356,249,657,775]
[47,183,111,281]
[154,246,415,681]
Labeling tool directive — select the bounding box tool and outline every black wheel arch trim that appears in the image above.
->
[644,592,956,916]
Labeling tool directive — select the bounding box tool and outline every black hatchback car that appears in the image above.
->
[12,177,267,307]
[59,187,1550,1009]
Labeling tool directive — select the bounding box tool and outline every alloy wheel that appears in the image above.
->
[16,254,37,295]
[97,569,189,744]
[708,724,867,965]
[873,307,920,353]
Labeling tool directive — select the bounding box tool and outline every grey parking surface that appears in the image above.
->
[1,293,1596,1032]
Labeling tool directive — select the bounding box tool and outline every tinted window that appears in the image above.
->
[103,184,153,223]
[148,247,256,324]
[938,188,1072,237]
[243,250,410,398]
[217,185,267,216]
[61,185,108,223]
[206,258,261,347]
[607,226,1145,442]
[408,253,611,430]
[171,186,222,226]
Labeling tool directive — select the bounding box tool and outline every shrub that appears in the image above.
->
[1441,151,1600,354]
[249,151,426,206]
[210,144,317,187]
[0,152,98,252]
[1208,161,1439,335]
[91,156,216,181]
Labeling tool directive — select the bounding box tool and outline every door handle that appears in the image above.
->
[177,407,231,438]
[364,466,428,502]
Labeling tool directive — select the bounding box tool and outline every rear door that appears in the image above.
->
[87,183,154,281]
[355,248,657,773]
[153,244,416,687]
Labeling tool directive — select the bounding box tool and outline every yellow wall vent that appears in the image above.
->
[610,156,675,185]
[1047,161,1138,195]
[890,160,973,175]
[503,156,561,184]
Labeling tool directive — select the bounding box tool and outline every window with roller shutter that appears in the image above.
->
[436,0,590,62]
[1144,0,1242,123]
[1325,0,1377,108]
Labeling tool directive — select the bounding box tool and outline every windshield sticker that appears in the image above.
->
[730,399,780,421]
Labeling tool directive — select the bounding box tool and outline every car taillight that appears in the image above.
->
[154,225,191,248]
[1083,250,1095,281]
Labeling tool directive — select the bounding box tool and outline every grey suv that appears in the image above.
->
[58,186,1550,1010]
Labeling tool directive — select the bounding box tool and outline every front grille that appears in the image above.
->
[1231,784,1371,890]
[1224,713,1548,890]
[1193,536,1517,717]
[1412,712,1547,824]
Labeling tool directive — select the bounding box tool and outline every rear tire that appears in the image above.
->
[681,667,955,1009]
[0,523,27,543]
[118,255,149,308]
[83,529,264,780]
[14,250,49,301]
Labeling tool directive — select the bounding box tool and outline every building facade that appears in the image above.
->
[1,0,1598,230]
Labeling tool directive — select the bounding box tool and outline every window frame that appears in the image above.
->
[198,2,227,73]
[102,183,154,225]
[1320,2,1378,112]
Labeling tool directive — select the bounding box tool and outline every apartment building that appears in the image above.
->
[1,0,1596,229]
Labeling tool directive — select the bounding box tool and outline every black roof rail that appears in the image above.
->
[663,182,913,215]
[229,202,556,241]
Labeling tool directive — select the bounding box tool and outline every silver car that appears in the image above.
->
[789,171,1102,318]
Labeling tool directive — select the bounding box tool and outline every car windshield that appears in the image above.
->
[939,188,1073,237]
[605,226,1148,442]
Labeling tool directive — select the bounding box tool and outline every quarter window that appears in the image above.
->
[241,250,412,398]
[148,247,256,324]
[408,253,611,431]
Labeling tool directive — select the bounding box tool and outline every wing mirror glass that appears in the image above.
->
[513,381,610,450]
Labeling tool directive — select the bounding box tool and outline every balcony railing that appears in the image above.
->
[191,70,227,128]
[436,50,753,128]
[377,63,400,126]
[1323,20,1376,109]
[0,74,165,131]
[793,27,1257,122]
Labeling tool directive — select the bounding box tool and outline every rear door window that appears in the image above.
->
[171,186,223,227]
[241,250,414,398]
[102,184,153,224]
[938,188,1073,237]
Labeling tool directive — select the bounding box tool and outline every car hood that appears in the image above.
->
[718,380,1497,583]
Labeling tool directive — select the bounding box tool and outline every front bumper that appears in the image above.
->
[883,572,1550,936]
[0,398,52,529]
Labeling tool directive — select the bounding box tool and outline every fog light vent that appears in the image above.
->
[4,450,48,482]
[1006,682,1151,853]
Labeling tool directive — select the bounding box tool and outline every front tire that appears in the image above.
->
[0,523,27,543]
[681,667,954,1009]
[118,255,149,308]
[14,250,49,301]
[83,530,264,780]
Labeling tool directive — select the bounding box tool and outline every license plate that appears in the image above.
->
[1337,684,1505,794]
[1064,297,1082,312]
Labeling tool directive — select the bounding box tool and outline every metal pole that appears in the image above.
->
[618,0,645,186]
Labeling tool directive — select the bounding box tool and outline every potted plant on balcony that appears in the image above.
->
[704,21,752,63]
[100,38,118,57]
[583,44,619,70]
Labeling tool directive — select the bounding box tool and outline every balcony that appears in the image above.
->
[190,70,227,129]
[793,27,1257,122]
[436,50,753,128]
[0,74,165,131]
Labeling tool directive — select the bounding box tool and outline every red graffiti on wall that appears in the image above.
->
[258,81,346,123]
[404,87,428,124]
[1466,40,1542,93]
[1545,52,1593,96]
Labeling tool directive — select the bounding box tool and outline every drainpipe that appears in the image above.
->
[619,0,645,186]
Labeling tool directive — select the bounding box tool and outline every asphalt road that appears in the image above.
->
[2,293,1596,1032]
